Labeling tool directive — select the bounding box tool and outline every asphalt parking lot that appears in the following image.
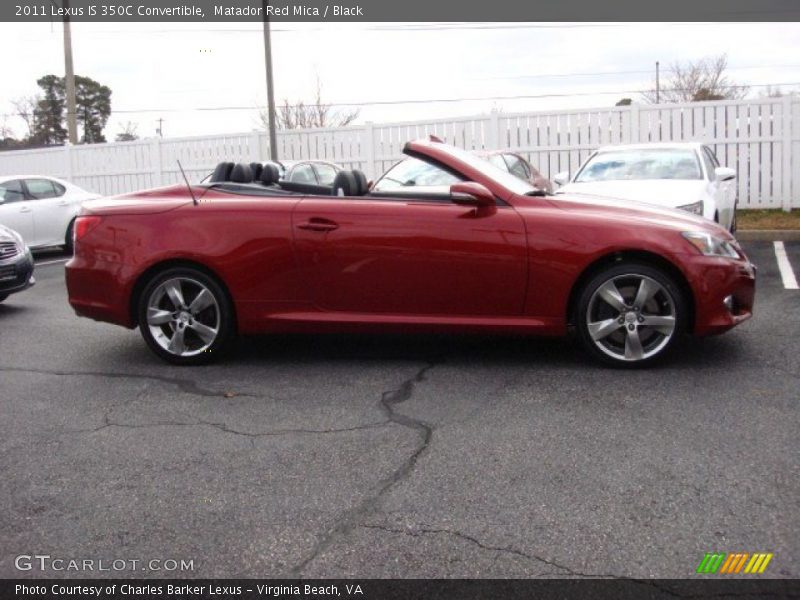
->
[0,242,798,579]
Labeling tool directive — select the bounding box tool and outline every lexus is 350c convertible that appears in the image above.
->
[65,138,755,366]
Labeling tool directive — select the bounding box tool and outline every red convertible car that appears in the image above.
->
[65,139,755,366]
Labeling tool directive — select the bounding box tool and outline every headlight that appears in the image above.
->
[677,201,704,216]
[681,231,740,259]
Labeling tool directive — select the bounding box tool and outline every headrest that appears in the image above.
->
[331,171,358,196]
[351,170,368,196]
[260,162,281,185]
[230,163,253,184]
[249,162,263,181]
[210,162,234,183]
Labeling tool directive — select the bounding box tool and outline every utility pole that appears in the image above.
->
[62,0,78,144]
[655,61,660,104]
[262,2,278,161]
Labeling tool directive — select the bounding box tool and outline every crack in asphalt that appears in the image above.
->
[0,365,266,399]
[357,524,782,599]
[360,524,795,597]
[1,365,392,440]
[362,523,560,577]
[61,417,390,438]
[289,360,440,576]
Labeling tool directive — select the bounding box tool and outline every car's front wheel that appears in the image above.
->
[137,267,235,365]
[575,262,687,366]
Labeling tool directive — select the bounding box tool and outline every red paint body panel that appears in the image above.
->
[66,140,755,341]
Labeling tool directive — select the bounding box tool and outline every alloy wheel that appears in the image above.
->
[585,274,677,362]
[146,277,220,357]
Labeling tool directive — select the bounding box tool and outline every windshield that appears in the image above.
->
[373,157,461,192]
[575,148,703,182]
[437,144,538,195]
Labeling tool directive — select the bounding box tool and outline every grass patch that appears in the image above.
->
[738,209,800,230]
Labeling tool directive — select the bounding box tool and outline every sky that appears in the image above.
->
[0,21,799,140]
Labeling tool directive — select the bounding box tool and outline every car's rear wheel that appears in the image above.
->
[137,267,234,365]
[575,263,687,367]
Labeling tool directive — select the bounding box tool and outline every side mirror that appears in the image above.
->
[553,171,570,186]
[450,182,495,207]
[714,167,736,182]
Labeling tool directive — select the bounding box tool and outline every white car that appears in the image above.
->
[0,175,100,250]
[554,143,737,232]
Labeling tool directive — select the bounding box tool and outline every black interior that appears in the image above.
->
[205,161,371,198]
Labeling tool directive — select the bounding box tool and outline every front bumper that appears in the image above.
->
[686,254,756,336]
[0,248,35,297]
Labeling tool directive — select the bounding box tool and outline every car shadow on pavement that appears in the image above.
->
[0,303,28,318]
[225,332,744,371]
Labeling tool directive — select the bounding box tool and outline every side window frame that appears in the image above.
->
[312,163,338,187]
[23,178,58,200]
[699,148,716,181]
[288,163,318,185]
[0,179,28,203]
[505,154,531,180]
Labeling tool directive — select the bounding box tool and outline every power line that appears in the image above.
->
[3,81,797,121]
[99,81,800,113]
[475,64,800,81]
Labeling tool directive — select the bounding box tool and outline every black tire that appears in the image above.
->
[0,293,8,303]
[63,219,75,253]
[575,262,687,367]
[137,267,235,365]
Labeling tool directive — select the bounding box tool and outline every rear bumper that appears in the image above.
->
[687,256,756,336]
[65,258,135,328]
[0,248,35,296]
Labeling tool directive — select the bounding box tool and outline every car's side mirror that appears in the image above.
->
[714,167,736,182]
[553,171,569,186]
[450,182,495,207]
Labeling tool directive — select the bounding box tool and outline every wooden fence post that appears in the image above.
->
[488,110,500,150]
[364,122,376,179]
[782,96,792,212]
[64,144,73,181]
[151,137,163,187]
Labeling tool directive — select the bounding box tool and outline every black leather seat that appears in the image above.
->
[230,163,254,184]
[209,162,234,183]
[331,171,358,196]
[352,170,368,195]
[260,163,281,185]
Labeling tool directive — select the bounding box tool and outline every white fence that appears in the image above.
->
[1,96,798,210]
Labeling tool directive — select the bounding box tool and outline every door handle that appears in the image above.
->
[19,206,32,213]
[297,218,339,232]
[57,200,69,206]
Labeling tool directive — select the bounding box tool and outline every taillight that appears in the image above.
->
[74,216,102,245]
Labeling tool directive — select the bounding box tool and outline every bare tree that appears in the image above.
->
[259,76,359,130]
[11,95,41,138]
[760,85,798,98]
[0,116,14,140]
[642,55,749,104]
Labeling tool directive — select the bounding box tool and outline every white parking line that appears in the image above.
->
[35,258,70,266]
[774,241,799,290]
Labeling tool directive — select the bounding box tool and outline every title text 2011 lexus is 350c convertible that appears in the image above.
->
[65,139,756,366]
